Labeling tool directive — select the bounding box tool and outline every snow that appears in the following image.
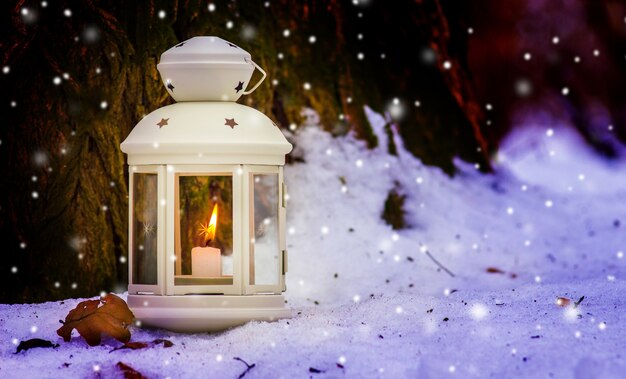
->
[2,107,626,378]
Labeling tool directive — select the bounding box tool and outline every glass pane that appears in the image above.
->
[132,173,158,285]
[250,174,279,286]
[175,175,233,286]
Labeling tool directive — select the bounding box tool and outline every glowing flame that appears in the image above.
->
[198,204,218,245]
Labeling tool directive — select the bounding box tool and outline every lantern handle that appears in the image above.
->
[242,58,267,95]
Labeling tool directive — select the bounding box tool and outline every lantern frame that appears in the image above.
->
[167,164,244,296]
[124,161,290,331]
[121,104,294,331]
[127,164,165,296]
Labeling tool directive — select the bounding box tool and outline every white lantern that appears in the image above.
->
[120,37,293,332]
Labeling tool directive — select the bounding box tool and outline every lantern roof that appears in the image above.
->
[159,36,252,66]
[121,102,292,165]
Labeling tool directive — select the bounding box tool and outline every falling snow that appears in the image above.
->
[2,108,625,378]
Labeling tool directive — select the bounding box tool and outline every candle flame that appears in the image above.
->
[198,203,218,244]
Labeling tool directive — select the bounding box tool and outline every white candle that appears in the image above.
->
[191,246,221,277]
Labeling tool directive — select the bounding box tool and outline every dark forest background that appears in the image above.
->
[2,0,625,303]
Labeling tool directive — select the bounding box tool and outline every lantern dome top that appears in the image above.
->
[121,102,292,165]
[156,36,267,102]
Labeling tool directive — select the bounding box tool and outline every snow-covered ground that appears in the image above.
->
[2,108,625,378]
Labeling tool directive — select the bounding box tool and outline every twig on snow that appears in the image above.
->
[424,250,455,277]
[574,296,585,308]
[233,357,256,379]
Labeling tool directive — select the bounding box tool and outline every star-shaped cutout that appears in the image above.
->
[175,42,185,48]
[224,118,238,129]
[157,118,169,128]
[143,221,155,235]
[234,81,244,93]
[227,42,238,48]
[167,82,175,91]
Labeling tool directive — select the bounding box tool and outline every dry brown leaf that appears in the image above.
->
[110,339,174,352]
[57,293,134,346]
[117,362,146,379]
[124,341,149,349]
[555,297,571,307]
[110,341,149,353]
[153,338,174,348]
[485,267,518,278]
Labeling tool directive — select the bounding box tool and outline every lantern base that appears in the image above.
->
[127,294,291,333]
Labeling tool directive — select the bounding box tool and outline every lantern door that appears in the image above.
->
[166,165,242,295]
[242,165,286,295]
[128,165,165,295]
